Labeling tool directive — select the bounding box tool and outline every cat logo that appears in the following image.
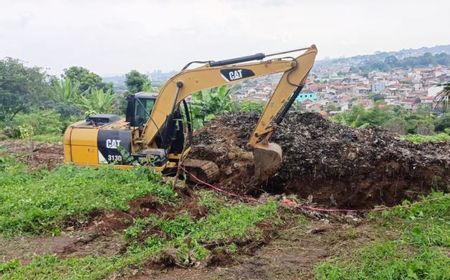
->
[106,139,121,149]
[220,68,255,82]
[228,69,243,81]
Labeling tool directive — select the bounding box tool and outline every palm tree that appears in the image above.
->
[434,83,450,111]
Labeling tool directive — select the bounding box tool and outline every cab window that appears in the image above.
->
[135,98,155,127]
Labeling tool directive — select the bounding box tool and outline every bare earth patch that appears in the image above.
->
[117,214,394,280]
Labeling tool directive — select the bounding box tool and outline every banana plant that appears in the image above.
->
[190,85,235,128]
[77,88,115,115]
[51,77,83,105]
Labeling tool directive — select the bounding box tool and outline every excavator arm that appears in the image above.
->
[142,45,318,180]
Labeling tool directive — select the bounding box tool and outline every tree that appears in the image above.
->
[63,66,112,93]
[0,58,51,121]
[77,88,115,115]
[383,117,407,134]
[435,113,450,132]
[125,70,151,93]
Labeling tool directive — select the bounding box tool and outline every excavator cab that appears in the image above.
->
[125,92,156,128]
[125,92,192,157]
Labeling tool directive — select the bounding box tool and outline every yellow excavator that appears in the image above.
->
[64,45,317,181]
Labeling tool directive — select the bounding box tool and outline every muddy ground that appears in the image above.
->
[0,140,63,170]
[190,112,450,208]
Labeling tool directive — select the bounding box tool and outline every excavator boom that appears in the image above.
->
[143,45,318,180]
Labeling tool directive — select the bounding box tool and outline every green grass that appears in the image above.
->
[1,201,279,279]
[401,133,450,144]
[0,245,162,280]
[314,192,450,280]
[0,159,176,236]
[315,241,450,280]
[0,155,280,279]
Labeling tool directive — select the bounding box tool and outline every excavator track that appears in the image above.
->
[182,159,220,183]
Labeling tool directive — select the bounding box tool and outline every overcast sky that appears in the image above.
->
[1,0,449,76]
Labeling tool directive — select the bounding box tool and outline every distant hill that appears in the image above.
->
[317,44,450,69]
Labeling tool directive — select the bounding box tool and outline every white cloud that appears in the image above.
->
[0,0,449,75]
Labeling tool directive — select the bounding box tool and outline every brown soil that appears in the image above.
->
[190,112,450,208]
[0,231,125,264]
[118,212,395,280]
[0,140,63,169]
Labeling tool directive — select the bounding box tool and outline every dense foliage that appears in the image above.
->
[332,104,450,136]
[62,66,112,93]
[190,86,235,127]
[0,58,51,122]
[0,59,125,141]
[125,70,151,94]
[434,83,450,111]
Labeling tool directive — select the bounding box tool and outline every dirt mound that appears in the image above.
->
[0,140,63,169]
[190,112,450,208]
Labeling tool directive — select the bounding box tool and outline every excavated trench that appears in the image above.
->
[189,112,450,209]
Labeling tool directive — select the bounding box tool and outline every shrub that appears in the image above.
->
[12,110,63,137]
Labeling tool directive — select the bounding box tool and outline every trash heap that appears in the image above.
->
[190,112,450,208]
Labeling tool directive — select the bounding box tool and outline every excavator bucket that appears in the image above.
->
[253,142,283,181]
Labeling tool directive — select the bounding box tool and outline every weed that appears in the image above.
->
[197,190,227,212]
[124,215,158,241]
[315,241,450,280]
[0,259,19,274]
[401,133,450,144]
[343,228,358,240]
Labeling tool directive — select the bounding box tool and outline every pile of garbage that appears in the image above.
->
[190,112,450,208]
